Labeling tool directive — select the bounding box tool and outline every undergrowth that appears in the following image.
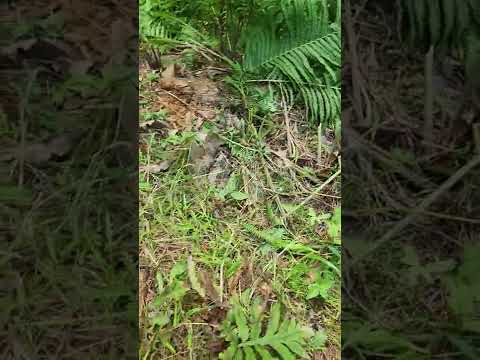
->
[139,69,341,360]
[139,1,341,358]
[139,120,341,358]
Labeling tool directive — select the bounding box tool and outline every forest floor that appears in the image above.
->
[342,1,480,357]
[139,52,341,359]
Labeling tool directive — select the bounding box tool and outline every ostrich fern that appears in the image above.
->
[244,0,341,125]
[139,0,214,51]
[402,0,480,81]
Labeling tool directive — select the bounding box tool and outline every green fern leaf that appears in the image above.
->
[403,0,480,80]
[244,0,341,125]
[235,304,250,342]
[265,302,281,336]
[221,298,311,359]
[244,347,257,360]
[255,345,275,360]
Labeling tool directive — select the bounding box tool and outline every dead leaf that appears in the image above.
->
[183,111,194,131]
[2,39,37,56]
[188,132,224,175]
[196,109,216,120]
[207,151,230,186]
[199,270,221,304]
[47,134,75,156]
[190,79,219,105]
[161,63,176,80]
[139,268,147,319]
[228,263,245,294]
[69,60,93,75]
[139,161,172,173]
[313,345,339,360]
[7,134,76,165]
[258,282,272,300]
[140,119,166,130]
[207,339,226,354]
[188,256,206,298]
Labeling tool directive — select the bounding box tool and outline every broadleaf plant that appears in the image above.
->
[220,297,314,359]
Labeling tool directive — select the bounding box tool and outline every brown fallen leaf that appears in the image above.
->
[196,109,216,120]
[161,63,176,80]
[139,161,172,174]
[207,339,226,354]
[46,134,76,156]
[199,270,221,304]
[1,133,76,165]
[188,132,224,175]
[227,262,245,295]
[2,39,37,56]
[69,60,93,75]
[139,119,166,130]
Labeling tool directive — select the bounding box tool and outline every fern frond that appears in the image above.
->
[244,0,341,125]
[403,0,480,47]
[402,0,480,83]
[220,299,313,359]
[244,223,284,243]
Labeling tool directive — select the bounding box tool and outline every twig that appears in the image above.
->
[288,169,341,217]
[423,45,434,150]
[160,88,190,107]
[160,88,209,120]
[345,0,368,126]
[280,87,295,157]
[261,158,287,225]
[353,154,480,264]
[18,68,39,187]
[317,123,323,165]
[473,123,480,154]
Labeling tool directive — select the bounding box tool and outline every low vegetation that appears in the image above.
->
[139,0,341,358]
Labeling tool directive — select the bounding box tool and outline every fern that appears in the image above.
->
[139,0,175,42]
[402,0,480,80]
[244,223,340,275]
[244,224,316,254]
[139,0,215,51]
[244,0,341,125]
[244,223,285,243]
[220,297,314,359]
[403,0,480,47]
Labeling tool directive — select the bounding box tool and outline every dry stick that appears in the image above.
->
[160,88,208,120]
[317,123,323,165]
[353,154,480,264]
[345,0,367,126]
[160,88,190,107]
[423,45,434,150]
[261,159,287,224]
[473,123,480,154]
[288,169,341,218]
[280,88,295,157]
[18,69,38,187]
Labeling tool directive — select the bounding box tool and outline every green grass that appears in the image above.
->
[139,60,341,359]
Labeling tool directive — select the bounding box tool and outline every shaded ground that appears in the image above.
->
[1,1,137,357]
[342,1,480,357]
